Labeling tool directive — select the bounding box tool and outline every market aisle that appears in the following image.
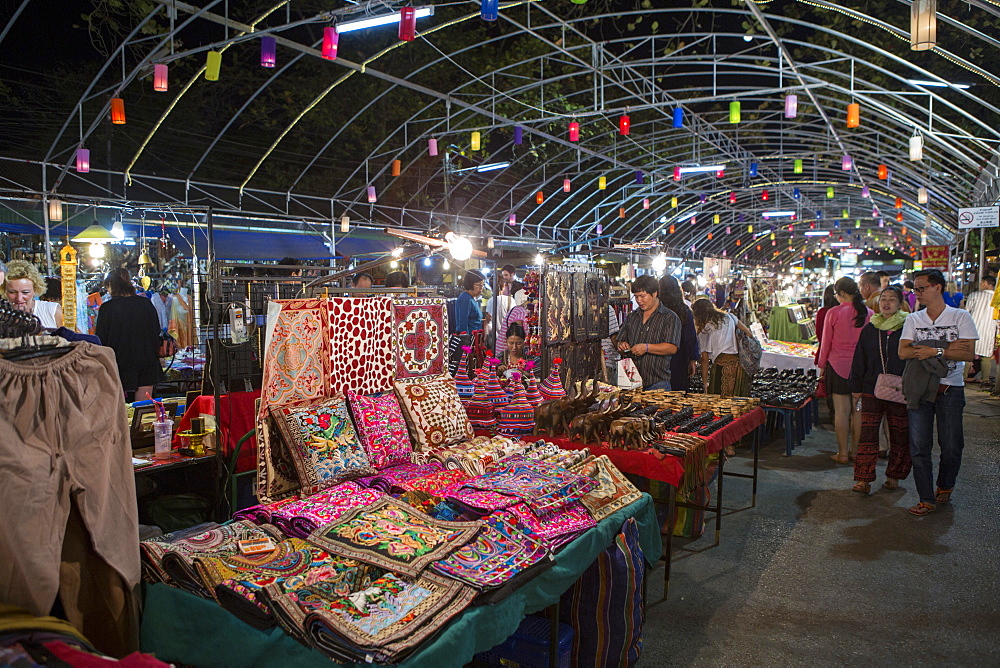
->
[640,390,1000,665]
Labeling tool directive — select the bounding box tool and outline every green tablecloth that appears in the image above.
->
[768,306,814,344]
[140,494,661,668]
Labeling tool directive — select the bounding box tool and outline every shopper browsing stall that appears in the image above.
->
[899,269,977,517]
[848,286,911,494]
[692,298,753,401]
[4,260,62,328]
[962,275,997,384]
[616,275,680,391]
[95,269,162,401]
[659,276,699,392]
[455,270,489,335]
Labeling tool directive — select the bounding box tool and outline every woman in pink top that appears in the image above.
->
[817,277,873,463]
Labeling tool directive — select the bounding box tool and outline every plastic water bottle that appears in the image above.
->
[153,420,173,459]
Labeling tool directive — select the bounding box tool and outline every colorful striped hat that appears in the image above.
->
[498,372,536,434]
[539,358,566,401]
[483,358,510,407]
[455,345,475,398]
[524,373,544,409]
[463,370,497,428]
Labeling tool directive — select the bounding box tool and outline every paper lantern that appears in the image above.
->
[322,27,339,59]
[509,213,517,225]
[563,178,571,193]
[669,224,675,234]
[75,148,90,173]
[842,208,849,218]
[862,186,870,198]
[736,239,742,246]
[911,0,936,50]
[673,166,681,181]
[471,131,481,151]
[48,198,63,222]
[827,186,835,198]
[481,0,499,21]
[895,196,903,209]
[367,186,377,203]
[816,210,823,219]
[842,154,853,170]
[749,162,758,177]
[690,216,697,225]
[877,164,888,179]
[846,103,860,128]
[153,63,168,91]
[856,220,861,228]
[714,214,720,224]
[729,101,741,123]
[909,135,923,161]
[513,126,523,145]
[399,6,417,41]
[729,192,737,205]
[917,187,928,204]
[671,197,678,208]
[748,224,754,233]
[340,215,350,233]
[794,159,803,174]
[761,189,769,201]
[205,51,222,80]
[726,226,731,234]
[569,121,579,142]
[596,224,603,234]
[785,94,798,119]
[391,160,401,176]
[716,169,725,178]
[672,108,684,128]
[428,138,438,156]
[708,232,714,240]
[738,213,745,223]
[598,176,607,190]
[110,97,126,124]
[635,171,644,185]
[793,188,801,199]
[261,36,277,67]
[617,207,626,219]
[643,198,650,209]
[536,191,544,204]
[619,114,630,135]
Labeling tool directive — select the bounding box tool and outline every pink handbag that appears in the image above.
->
[873,331,906,404]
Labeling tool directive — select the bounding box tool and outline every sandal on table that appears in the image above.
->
[882,479,900,490]
[935,488,953,504]
[909,502,936,516]
[852,481,871,494]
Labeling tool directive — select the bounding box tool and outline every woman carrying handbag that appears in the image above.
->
[848,286,912,494]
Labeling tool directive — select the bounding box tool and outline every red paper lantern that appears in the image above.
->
[761,189,769,201]
[619,114,630,136]
[729,191,736,204]
[877,164,888,179]
[399,7,417,41]
[563,178,571,193]
[535,191,544,205]
[322,27,339,60]
[568,121,579,142]
[110,97,126,124]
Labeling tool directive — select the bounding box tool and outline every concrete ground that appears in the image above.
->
[640,386,1000,666]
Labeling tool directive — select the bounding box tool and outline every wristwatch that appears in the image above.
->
[935,348,944,358]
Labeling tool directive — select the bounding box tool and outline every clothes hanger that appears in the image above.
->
[0,301,73,361]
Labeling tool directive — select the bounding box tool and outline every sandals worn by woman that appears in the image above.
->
[909,502,936,516]
[852,481,871,494]
[830,454,849,464]
[935,488,953,504]
[882,478,900,490]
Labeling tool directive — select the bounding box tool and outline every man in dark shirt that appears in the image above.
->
[617,275,682,390]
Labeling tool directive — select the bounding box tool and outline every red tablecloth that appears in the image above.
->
[698,407,766,455]
[544,436,684,488]
[173,391,260,473]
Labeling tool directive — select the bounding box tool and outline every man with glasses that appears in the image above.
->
[898,269,977,516]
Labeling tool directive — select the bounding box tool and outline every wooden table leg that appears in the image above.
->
[661,486,676,602]
[715,452,725,546]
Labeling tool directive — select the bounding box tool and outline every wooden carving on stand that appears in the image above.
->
[59,244,78,332]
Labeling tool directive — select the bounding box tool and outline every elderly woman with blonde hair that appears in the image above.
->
[4,260,62,328]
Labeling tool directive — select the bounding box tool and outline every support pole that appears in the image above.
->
[979,229,987,283]
[42,196,54,275]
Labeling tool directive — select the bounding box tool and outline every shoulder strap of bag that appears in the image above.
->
[877,329,888,375]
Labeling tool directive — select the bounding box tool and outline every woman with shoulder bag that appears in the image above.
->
[848,286,912,493]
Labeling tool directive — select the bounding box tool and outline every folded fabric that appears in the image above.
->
[461,455,598,518]
[303,571,476,664]
[270,397,374,494]
[232,498,301,525]
[195,538,308,605]
[504,502,596,551]
[308,497,481,577]
[354,462,445,493]
[397,469,470,496]
[431,520,549,590]
[139,522,220,583]
[570,455,644,522]
[269,483,383,538]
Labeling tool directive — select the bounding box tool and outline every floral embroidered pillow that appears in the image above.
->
[347,391,413,470]
[270,397,375,494]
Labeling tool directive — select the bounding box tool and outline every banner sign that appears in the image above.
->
[921,245,949,269]
[957,206,999,230]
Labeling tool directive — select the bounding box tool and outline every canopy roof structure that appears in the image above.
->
[1,0,998,265]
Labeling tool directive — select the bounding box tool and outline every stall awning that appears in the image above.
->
[166,227,395,260]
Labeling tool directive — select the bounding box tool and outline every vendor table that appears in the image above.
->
[768,306,815,344]
[139,494,661,668]
[173,390,260,474]
[762,398,817,456]
[760,350,818,372]
[133,448,216,475]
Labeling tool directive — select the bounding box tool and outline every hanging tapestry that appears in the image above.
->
[346,390,413,470]
[431,522,549,590]
[268,482,384,538]
[394,374,475,451]
[392,298,449,379]
[570,455,644,522]
[328,297,394,396]
[303,572,476,665]
[271,396,374,495]
[308,497,481,577]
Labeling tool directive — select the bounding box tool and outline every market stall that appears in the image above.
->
[760,339,819,372]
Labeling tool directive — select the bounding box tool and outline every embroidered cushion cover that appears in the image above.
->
[392,298,449,379]
[346,390,413,470]
[394,374,475,451]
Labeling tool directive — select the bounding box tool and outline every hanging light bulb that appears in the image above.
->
[846,102,860,128]
[341,215,350,233]
[445,232,474,261]
[909,134,924,161]
[322,27,339,59]
[784,94,798,119]
[643,198,650,209]
[153,63,168,91]
[48,198,63,222]
[918,186,928,204]
[749,162,758,177]
[794,159,803,174]
[536,191,544,204]
[427,138,438,156]
[75,148,90,173]
[672,108,684,128]
[89,243,105,259]
[568,121,580,142]
[729,101,741,123]
[205,51,222,81]
[487,236,495,249]
[261,36,277,68]
[827,186,835,198]
[911,0,937,50]
[619,114,630,135]
[598,176,607,190]
[367,186,377,203]
[111,219,125,240]
[481,0,499,21]
[513,126,523,145]
[651,252,667,274]
[842,154,853,170]
[399,6,417,41]
[470,131,481,151]
[110,97,126,124]
[391,160,401,177]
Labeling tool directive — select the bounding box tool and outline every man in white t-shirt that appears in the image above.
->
[899,269,977,517]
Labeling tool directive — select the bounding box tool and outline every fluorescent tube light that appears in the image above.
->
[907,79,971,89]
[337,6,434,34]
[476,162,509,172]
[804,231,830,237]
[761,211,796,218]
[676,210,699,222]
[677,164,726,175]
[829,242,851,247]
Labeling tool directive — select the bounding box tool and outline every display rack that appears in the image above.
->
[538,265,610,383]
